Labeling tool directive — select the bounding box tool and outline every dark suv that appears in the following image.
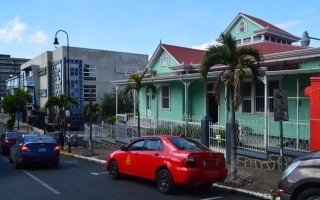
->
[278,150,320,200]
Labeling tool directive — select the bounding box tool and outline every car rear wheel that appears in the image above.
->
[15,161,21,169]
[108,160,120,179]
[297,188,320,200]
[156,169,174,194]
[52,161,59,168]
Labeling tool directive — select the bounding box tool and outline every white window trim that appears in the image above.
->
[161,84,170,110]
[160,52,169,67]
[238,20,247,33]
[240,77,283,114]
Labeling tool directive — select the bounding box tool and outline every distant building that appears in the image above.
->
[11,46,148,130]
[1,54,29,98]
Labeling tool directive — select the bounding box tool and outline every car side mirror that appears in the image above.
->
[120,145,127,151]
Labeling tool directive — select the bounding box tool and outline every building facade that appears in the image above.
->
[1,54,29,98]
[13,47,148,130]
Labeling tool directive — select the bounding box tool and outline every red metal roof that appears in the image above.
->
[242,13,292,36]
[245,42,308,55]
[161,44,205,64]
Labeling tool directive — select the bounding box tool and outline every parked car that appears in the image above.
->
[9,134,61,169]
[105,135,227,194]
[0,131,24,155]
[278,150,320,200]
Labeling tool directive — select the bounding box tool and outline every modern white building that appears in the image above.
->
[7,46,148,130]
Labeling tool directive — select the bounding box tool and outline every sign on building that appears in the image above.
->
[273,89,289,121]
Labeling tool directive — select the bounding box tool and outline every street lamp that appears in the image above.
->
[53,30,70,136]
[301,31,320,46]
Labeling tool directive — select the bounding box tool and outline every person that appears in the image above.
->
[73,132,78,148]
[66,133,71,153]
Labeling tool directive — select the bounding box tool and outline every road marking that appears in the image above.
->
[22,170,61,194]
[200,196,223,200]
[91,171,109,175]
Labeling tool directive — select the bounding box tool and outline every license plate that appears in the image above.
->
[38,148,47,152]
[206,170,218,176]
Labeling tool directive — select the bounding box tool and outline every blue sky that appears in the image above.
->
[1,0,320,59]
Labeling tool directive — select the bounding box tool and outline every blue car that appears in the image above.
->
[9,134,61,169]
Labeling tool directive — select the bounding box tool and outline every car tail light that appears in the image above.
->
[183,155,197,168]
[20,146,30,151]
[278,189,285,195]
[54,146,61,151]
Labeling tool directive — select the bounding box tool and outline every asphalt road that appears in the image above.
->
[0,153,259,200]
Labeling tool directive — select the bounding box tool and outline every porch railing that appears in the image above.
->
[85,113,310,153]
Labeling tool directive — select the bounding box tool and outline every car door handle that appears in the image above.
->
[134,153,139,155]
[154,153,160,157]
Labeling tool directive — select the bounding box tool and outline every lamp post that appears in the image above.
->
[53,30,70,138]
[301,31,320,46]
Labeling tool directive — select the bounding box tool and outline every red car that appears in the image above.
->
[105,135,227,194]
[0,132,24,155]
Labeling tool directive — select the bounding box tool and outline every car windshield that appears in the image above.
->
[24,135,55,143]
[7,132,23,138]
[169,137,211,151]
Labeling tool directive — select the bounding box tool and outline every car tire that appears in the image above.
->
[156,169,174,194]
[15,161,21,169]
[297,188,320,200]
[108,160,120,179]
[52,161,59,168]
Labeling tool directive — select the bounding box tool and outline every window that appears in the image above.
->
[83,64,96,81]
[161,85,170,110]
[238,20,247,33]
[253,36,261,41]
[243,37,251,43]
[83,85,96,101]
[127,139,146,151]
[242,82,252,113]
[242,80,280,113]
[160,52,169,66]
[144,139,163,151]
[236,39,241,45]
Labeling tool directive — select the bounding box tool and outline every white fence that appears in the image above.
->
[208,114,310,154]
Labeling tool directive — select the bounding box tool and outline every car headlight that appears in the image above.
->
[282,160,301,179]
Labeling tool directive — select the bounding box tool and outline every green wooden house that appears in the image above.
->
[113,13,320,153]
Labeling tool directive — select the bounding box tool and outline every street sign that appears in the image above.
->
[273,89,289,121]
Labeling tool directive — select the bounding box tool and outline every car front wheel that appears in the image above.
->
[297,188,320,200]
[156,169,174,194]
[108,160,120,179]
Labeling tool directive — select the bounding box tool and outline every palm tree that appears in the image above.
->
[123,68,157,137]
[199,32,263,180]
[44,94,78,148]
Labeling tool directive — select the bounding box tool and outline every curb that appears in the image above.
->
[60,151,106,165]
[211,183,273,200]
[60,151,274,200]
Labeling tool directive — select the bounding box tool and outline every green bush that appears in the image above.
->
[6,118,15,130]
[107,116,116,125]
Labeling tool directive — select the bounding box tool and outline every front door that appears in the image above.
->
[146,88,151,117]
[207,83,218,123]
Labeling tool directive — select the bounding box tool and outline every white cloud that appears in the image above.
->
[275,20,301,29]
[0,16,48,45]
[0,16,26,42]
[28,30,48,45]
[192,40,218,50]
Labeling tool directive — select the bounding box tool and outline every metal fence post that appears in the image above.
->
[201,116,212,147]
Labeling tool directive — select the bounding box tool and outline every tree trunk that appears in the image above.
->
[230,92,238,180]
[137,101,141,138]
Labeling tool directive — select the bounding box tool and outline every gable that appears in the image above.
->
[229,17,262,40]
[150,51,178,74]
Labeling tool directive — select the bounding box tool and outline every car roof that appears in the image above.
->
[140,135,186,139]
